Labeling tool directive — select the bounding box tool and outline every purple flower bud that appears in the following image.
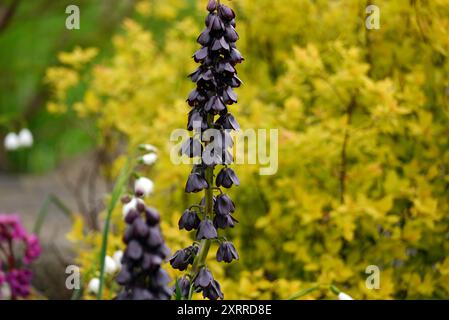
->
[211,37,230,51]
[142,253,162,271]
[222,86,237,105]
[178,209,201,231]
[194,267,214,288]
[169,248,192,271]
[218,5,235,20]
[216,113,240,131]
[193,47,208,62]
[127,240,143,260]
[209,15,225,31]
[204,95,226,113]
[205,13,216,28]
[225,26,239,42]
[196,219,218,240]
[230,75,243,88]
[145,207,160,226]
[213,212,237,229]
[207,0,218,12]
[187,108,208,131]
[122,226,133,243]
[214,194,235,215]
[132,217,149,238]
[197,29,211,45]
[230,48,244,64]
[202,279,224,300]
[136,201,146,212]
[116,268,132,285]
[124,209,139,224]
[189,68,202,83]
[216,241,239,263]
[185,172,209,193]
[147,227,164,248]
[216,168,240,188]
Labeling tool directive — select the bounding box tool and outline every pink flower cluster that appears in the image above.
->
[0,214,41,300]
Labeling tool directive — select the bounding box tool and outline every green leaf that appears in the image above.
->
[97,156,135,300]
[287,285,319,300]
[174,279,182,300]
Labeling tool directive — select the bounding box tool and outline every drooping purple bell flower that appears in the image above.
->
[202,279,224,300]
[196,219,218,240]
[169,249,190,271]
[214,193,235,215]
[213,212,238,229]
[216,241,239,263]
[178,209,201,231]
[194,267,214,289]
[169,245,197,271]
[216,113,240,131]
[185,172,209,193]
[216,168,240,188]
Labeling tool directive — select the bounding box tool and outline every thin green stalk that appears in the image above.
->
[189,113,215,295]
[97,157,134,300]
[287,285,320,300]
[191,166,214,275]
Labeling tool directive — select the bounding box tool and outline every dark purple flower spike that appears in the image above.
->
[116,197,171,300]
[171,0,243,300]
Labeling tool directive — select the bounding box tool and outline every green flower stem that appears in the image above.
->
[97,156,134,300]
[189,113,215,296]
[191,166,213,274]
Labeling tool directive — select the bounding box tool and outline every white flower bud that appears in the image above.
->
[338,292,353,300]
[88,278,100,294]
[18,128,33,148]
[122,197,144,219]
[113,250,123,268]
[134,177,154,197]
[104,256,118,275]
[139,144,158,153]
[4,132,20,151]
[141,153,158,165]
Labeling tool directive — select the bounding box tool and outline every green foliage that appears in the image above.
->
[0,0,136,172]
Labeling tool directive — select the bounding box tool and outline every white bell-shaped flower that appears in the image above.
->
[338,292,353,300]
[141,153,158,166]
[18,128,33,148]
[4,132,20,151]
[134,177,154,197]
[87,278,100,294]
[104,256,118,275]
